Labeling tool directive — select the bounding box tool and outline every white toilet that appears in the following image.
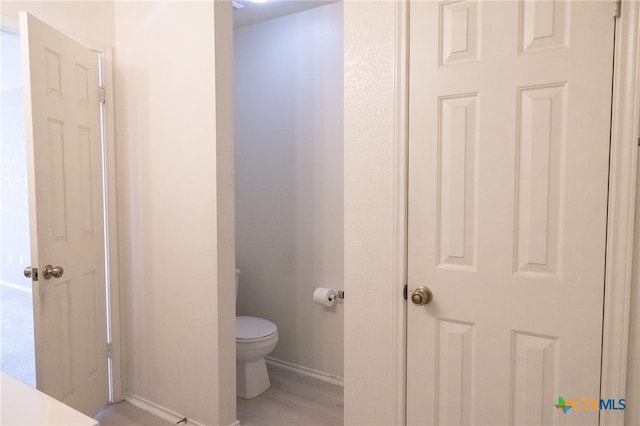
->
[235,270,279,399]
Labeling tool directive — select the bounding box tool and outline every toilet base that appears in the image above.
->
[236,358,271,399]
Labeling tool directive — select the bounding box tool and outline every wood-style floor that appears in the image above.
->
[237,363,343,426]
[96,363,344,426]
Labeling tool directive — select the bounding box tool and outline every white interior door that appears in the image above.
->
[407,1,615,425]
[20,12,109,417]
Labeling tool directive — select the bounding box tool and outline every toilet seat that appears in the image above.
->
[236,316,277,343]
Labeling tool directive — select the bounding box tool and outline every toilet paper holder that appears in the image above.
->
[332,290,345,300]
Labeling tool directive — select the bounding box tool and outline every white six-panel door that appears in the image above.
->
[20,13,109,416]
[407,1,615,425]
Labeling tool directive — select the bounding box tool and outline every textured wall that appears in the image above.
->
[344,2,404,425]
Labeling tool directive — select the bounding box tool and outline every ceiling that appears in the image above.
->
[233,0,339,28]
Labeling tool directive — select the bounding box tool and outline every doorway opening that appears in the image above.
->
[233,2,344,424]
[0,28,35,387]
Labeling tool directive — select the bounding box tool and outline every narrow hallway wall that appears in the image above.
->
[114,2,235,424]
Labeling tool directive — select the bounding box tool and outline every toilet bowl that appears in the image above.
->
[235,270,279,399]
[236,316,279,399]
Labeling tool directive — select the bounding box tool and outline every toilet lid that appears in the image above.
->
[236,316,277,339]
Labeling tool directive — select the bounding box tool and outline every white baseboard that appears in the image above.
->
[122,360,340,426]
[123,393,215,426]
[266,357,344,387]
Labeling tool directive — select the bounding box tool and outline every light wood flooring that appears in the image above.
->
[96,363,343,426]
[237,363,343,426]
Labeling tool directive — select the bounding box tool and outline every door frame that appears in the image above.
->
[599,2,640,424]
[98,47,123,404]
[393,2,640,425]
[0,16,123,404]
[66,42,124,405]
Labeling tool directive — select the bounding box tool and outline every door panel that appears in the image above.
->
[20,12,108,416]
[407,1,615,425]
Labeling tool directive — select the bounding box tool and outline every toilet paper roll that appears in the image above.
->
[313,287,336,307]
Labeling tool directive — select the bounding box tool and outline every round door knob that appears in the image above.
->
[43,264,64,280]
[24,267,34,278]
[410,286,433,306]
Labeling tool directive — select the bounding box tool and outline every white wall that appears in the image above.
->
[343,2,405,425]
[113,2,235,425]
[234,3,344,378]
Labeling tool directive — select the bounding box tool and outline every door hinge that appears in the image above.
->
[612,0,621,18]
[107,342,113,358]
[99,86,106,104]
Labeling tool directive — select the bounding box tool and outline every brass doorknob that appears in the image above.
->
[43,265,64,279]
[24,266,35,279]
[410,286,433,306]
